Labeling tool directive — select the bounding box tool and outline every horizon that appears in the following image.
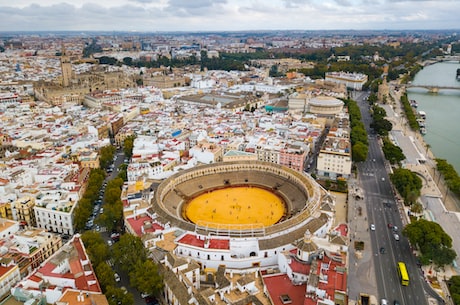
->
[1,0,459,32]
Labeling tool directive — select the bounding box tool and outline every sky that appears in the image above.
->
[0,0,459,32]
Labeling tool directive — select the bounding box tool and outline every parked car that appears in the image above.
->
[144,296,159,305]
[393,234,400,241]
[114,273,120,282]
[370,224,375,231]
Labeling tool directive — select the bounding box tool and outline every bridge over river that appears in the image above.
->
[405,84,460,93]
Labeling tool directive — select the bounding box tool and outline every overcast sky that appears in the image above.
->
[0,0,459,32]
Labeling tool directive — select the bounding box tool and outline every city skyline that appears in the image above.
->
[1,0,459,33]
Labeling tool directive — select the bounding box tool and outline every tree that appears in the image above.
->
[410,202,424,215]
[403,219,457,267]
[352,141,368,162]
[123,135,136,159]
[106,285,134,305]
[82,235,110,266]
[371,118,393,136]
[96,262,116,291]
[129,260,163,296]
[382,138,406,165]
[448,275,460,305]
[98,199,123,232]
[112,234,147,273]
[99,145,116,169]
[390,168,422,205]
[123,57,133,66]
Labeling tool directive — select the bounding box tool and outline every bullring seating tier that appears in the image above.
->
[152,161,324,239]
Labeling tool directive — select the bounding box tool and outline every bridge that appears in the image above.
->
[405,84,460,93]
[420,55,460,66]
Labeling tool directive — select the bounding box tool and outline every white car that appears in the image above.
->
[370,224,376,231]
[394,233,400,241]
[114,273,120,282]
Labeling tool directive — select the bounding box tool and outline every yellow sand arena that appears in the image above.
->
[184,186,286,229]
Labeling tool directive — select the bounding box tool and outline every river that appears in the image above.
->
[407,61,460,172]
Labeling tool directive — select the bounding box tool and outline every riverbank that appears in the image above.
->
[389,84,460,212]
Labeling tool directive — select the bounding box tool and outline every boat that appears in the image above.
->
[420,127,427,135]
[417,110,426,120]
[410,100,418,108]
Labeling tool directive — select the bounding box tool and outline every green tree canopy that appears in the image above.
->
[99,145,116,169]
[95,262,116,292]
[81,231,110,267]
[403,219,456,267]
[382,138,406,165]
[390,168,422,205]
[106,285,134,305]
[352,141,368,162]
[112,234,147,274]
[129,260,163,296]
[123,135,136,159]
[448,275,460,305]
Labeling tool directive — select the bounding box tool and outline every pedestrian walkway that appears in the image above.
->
[385,83,459,303]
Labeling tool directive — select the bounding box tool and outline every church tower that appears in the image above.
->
[60,45,73,87]
[296,229,318,262]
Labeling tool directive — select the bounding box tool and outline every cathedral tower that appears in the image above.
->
[60,45,73,87]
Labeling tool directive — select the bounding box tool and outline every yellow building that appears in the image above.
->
[13,196,37,227]
[78,151,100,169]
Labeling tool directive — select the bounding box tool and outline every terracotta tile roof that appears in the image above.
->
[176,234,230,250]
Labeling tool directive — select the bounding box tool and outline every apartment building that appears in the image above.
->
[316,136,352,180]
[11,235,105,304]
[34,189,79,235]
[0,258,21,299]
[325,71,368,91]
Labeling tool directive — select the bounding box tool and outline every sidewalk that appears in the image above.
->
[387,84,459,303]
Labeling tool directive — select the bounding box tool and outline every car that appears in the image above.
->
[100,208,104,214]
[393,300,400,305]
[370,224,375,231]
[393,233,400,241]
[144,296,159,305]
[387,223,393,228]
[381,177,385,181]
[114,273,120,282]
[85,220,94,229]
[121,286,128,294]
[392,226,398,232]
[141,292,151,299]
[381,299,388,305]
[380,247,386,254]
[107,240,113,246]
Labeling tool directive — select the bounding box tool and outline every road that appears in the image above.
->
[95,149,146,305]
[349,91,430,305]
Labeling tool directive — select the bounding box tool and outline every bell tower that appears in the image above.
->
[60,45,73,87]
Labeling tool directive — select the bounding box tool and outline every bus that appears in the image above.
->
[397,262,409,286]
